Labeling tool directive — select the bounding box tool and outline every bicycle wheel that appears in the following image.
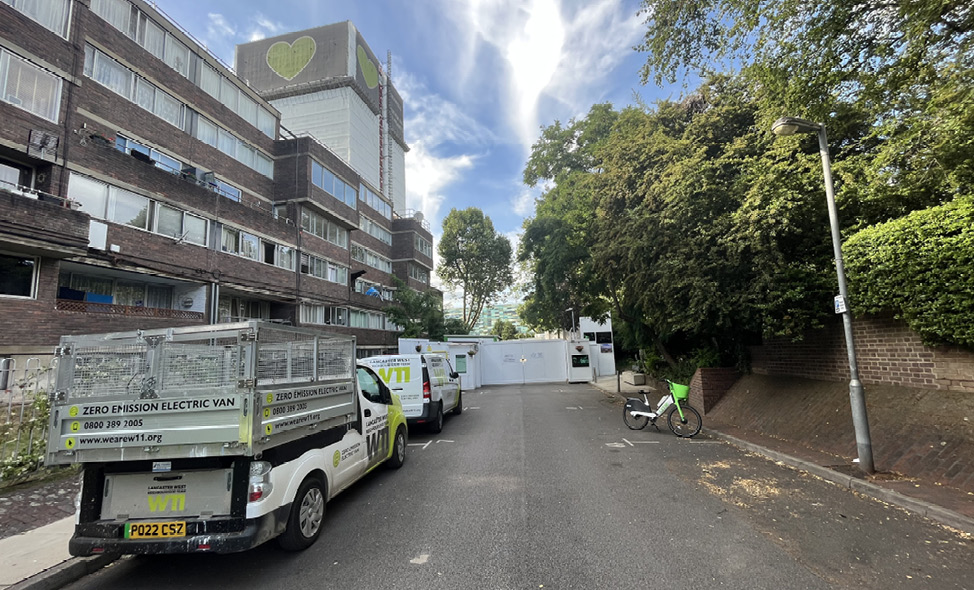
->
[666,403,702,438]
[623,399,649,430]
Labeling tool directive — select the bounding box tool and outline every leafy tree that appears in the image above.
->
[443,317,470,336]
[636,0,974,222]
[437,208,513,331]
[384,278,445,340]
[491,320,520,341]
[519,104,618,333]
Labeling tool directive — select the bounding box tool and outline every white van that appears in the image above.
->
[360,354,461,433]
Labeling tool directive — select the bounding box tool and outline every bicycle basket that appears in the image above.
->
[670,382,690,400]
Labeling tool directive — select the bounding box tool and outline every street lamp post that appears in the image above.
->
[771,116,875,474]
[564,308,575,340]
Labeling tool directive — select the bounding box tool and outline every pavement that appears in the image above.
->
[0,376,971,590]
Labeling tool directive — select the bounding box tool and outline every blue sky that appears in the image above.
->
[159,0,680,303]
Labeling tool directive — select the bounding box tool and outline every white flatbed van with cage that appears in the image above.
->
[45,321,407,556]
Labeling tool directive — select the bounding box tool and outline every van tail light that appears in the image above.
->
[248,461,273,503]
[423,380,431,400]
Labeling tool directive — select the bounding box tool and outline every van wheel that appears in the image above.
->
[429,402,444,433]
[278,477,325,551]
[387,426,407,469]
[452,391,463,415]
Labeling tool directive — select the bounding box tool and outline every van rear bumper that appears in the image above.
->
[407,401,435,425]
[68,505,290,556]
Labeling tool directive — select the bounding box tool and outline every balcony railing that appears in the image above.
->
[55,299,204,320]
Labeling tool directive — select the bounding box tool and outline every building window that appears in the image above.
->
[300,207,349,248]
[89,0,277,139]
[350,309,387,330]
[415,235,433,258]
[221,226,239,254]
[359,184,391,220]
[90,0,131,33]
[68,173,209,244]
[214,179,241,202]
[300,253,348,284]
[311,161,356,208]
[360,216,392,245]
[109,187,149,229]
[408,263,429,284]
[0,252,37,298]
[163,35,190,78]
[300,304,347,326]
[59,271,175,310]
[155,204,207,245]
[351,244,392,274]
[84,44,273,177]
[3,0,72,38]
[0,49,63,122]
[86,46,133,98]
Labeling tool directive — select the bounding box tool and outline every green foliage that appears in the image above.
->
[845,195,974,348]
[490,320,521,341]
[0,370,52,485]
[437,208,513,331]
[384,277,446,340]
[443,318,470,336]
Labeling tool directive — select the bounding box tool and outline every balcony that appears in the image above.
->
[55,299,204,320]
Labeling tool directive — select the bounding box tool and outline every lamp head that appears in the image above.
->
[772,116,821,136]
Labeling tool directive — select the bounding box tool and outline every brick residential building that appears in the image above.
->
[0,0,435,362]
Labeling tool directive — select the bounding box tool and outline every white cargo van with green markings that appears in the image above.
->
[45,321,408,555]
[359,354,461,433]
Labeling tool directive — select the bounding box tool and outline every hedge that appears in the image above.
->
[844,195,974,348]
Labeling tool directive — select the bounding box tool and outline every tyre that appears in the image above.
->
[666,403,702,438]
[387,426,407,469]
[278,477,325,551]
[623,399,649,430]
[452,390,463,415]
[429,402,444,433]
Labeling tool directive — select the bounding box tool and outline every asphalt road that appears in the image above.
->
[65,383,973,590]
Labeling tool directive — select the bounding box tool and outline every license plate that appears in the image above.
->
[124,521,186,539]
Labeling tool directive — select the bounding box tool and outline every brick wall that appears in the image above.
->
[689,367,740,414]
[751,315,974,393]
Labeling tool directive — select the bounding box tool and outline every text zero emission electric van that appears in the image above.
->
[359,354,461,433]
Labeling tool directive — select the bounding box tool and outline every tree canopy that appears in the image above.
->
[437,208,513,331]
[519,1,974,364]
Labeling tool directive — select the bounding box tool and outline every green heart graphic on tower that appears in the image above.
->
[357,45,379,89]
[266,36,316,80]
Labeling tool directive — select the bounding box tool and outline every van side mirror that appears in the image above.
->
[450,372,459,379]
[378,380,393,404]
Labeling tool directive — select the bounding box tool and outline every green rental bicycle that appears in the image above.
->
[623,379,702,438]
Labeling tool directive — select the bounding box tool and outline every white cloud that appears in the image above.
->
[511,187,537,217]
[247,15,285,42]
[206,13,236,38]
[430,0,642,155]
[405,140,475,226]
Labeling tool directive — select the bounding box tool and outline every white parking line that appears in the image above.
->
[407,441,432,450]
[623,438,660,446]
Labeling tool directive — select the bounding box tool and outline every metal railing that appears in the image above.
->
[0,358,55,482]
[54,300,205,320]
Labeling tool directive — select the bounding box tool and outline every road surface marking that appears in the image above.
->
[407,441,432,450]
[623,438,660,445]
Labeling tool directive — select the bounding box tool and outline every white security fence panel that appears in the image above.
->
[480,340,569,385]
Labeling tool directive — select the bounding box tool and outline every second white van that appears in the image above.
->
[360,354,461,433]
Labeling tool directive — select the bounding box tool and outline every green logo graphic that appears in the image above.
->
[357,45,379,89]
[333,450,341,468]
[266,36,316,81]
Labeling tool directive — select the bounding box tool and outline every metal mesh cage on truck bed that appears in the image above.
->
[46,321,357,465]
